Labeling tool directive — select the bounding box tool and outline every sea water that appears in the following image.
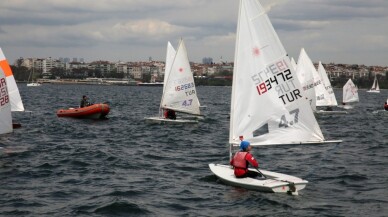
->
[0,85,387,216]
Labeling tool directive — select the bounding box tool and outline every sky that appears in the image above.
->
[1,0,388,66]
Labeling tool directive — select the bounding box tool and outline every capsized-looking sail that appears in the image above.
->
[0,48,25,111]
[160,39,200,115]
[230,0,324,146]
[0,67,13,134]
[343,79,359,103]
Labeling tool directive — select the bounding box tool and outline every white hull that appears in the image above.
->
[27,83,41,87]
[339,104,355,110]
[144,117,198,124]
[366,90,380,93]
[372,110,388,114]
[209,164,307,195]
[316,110,347,114]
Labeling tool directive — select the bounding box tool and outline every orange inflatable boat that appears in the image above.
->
[57,103,110,119]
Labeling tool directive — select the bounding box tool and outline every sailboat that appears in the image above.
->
[295,48,317,111]
[0,65,13,134]
[296,48,331,112]
[27,60,41,87]
[366,74,380,93]
[0,48,26,128]
[145,39,201,124]
[342,79,359,109]
[209,0,341,195]
[0,48,25,112]
[316,61,347,114]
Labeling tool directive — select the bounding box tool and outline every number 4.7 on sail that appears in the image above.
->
[279,108,299,128]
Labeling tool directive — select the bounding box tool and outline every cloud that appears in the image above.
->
[0,0,387,65]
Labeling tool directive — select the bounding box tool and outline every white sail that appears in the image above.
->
[295,48,317,111]
[317,61,338,106]
[343,79,359,103]
[0,66,13,134]
[159,41,177,116]
[0,48,25,111]
[162,41,176,94]
[367,74,380,93]
[375,78,380,91]
[371,77,376,89]
[160,39,200,115]
[229,0,324,146]
[27,59,41,87]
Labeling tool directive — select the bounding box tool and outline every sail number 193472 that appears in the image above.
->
[254,69,302,105]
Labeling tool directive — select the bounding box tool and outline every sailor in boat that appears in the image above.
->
[384,102,388,111]
[80,95,91,108]
[325,106,333,111]
[164,109,176,120]
[230,141,260,178]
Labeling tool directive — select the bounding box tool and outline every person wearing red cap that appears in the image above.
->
[230,140,259,178]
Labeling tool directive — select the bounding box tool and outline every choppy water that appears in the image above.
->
[1,85,387,217]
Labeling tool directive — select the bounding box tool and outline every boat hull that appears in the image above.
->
[316,110,347,114]
[144,117,198,124]
[138,82,163,86]
[209,163,308,195]
[366,90,380,93]
[57,104,110,119]
[27,83,41,87]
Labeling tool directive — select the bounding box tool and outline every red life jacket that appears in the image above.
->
[164,110,168,118]
[232,152,248,169]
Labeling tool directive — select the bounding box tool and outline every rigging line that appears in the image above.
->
[304,142,341,180]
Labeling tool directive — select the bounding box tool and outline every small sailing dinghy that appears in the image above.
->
[342,79,359,109]
[366,74,380,93]
[145,40,201,124]
[27,59,41,87]
[296,48,332,113]
[209,0,341,195]
[316,61,347,114]
[0,65,13,135]
[0,48,25,112]
[0,48,26,128]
